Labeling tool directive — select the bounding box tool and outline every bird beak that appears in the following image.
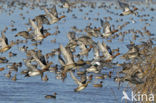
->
[133,7,138,11]
[89,45,94,49]
[112,53,120,58]
[60,15,66,19]
[112,30,118,33]
[44,32,51,38]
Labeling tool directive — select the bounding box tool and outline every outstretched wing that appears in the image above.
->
[29,19,43,37]
[70,71,82,86]
[100,19,111,34]
[24,59,37,71]
[0,31,8,47]
[44,8,57,20]
[50,5,58,18]
[30,51,46,69]
[93,46,100,60]
[60,45,74,65]
[118,0,130,11]
[98,41,112,60]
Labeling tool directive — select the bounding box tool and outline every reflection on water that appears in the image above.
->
[0,0,155,103]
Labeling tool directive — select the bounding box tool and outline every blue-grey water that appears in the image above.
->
[0,0,155,103]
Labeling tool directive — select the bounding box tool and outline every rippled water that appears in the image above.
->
[0,0,155,103]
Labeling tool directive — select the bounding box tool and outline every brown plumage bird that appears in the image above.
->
[45,92,57,99]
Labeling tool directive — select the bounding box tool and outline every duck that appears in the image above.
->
[29,19,46,41]
[7,62,18,72]
[95,74,107,79]
[30,50,53,70]
[70,71,90,92]
[44,6,66,24]
[45,92,57,99]
[0,30,14,52]
[121,46,139,60]
[60,0,75,11]
[23,59,44,77]
[8,52,17,57]
[0,57,8,63]
[100,19,118,37]
[93,81,103,88]
[118,0,138,16]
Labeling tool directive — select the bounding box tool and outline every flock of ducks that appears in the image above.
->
[0,0,155,100]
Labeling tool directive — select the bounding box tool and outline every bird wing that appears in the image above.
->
[0,31,8,48]
[50,5,58,18]
[78,42,87,51]
[24,59,37,71]
[98,41,112,60]
[100,19,105,33]
[60,45,74,65]
[29,19,43,37]
[93,46,100,60]
[44,8,57,20]
[78,36,93,46]
[102,41,112,58]
[30,51,46,69]
[58,54,66,66]
[1,31,6,40]
[100,19,111,33]
[37,52,47,65]
[67,32,76,41]
[70,71,82,86]
[104,22,111,34]
[118,0,129,11]
[35,15,50,25]
[29,19,38,30]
